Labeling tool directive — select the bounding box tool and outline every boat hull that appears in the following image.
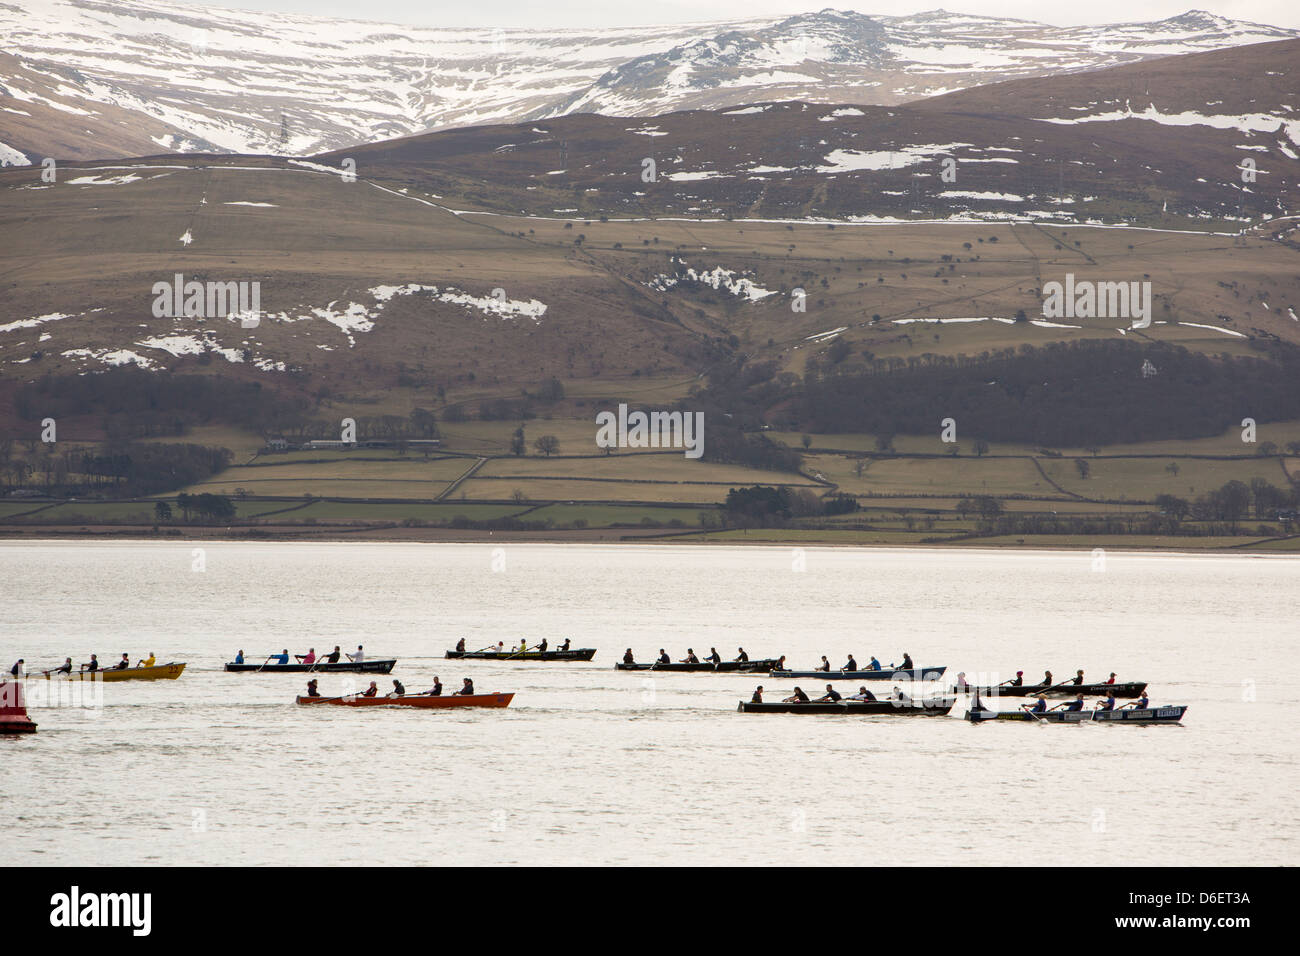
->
[739,697,955,715]
[768,666,945,681]
[296,692,513,709]
[616,658,780,673]
[965,705,1187,724]
[226,659,396,674]
[962,681,1147,699]
[445,649,596,661]
[40,663,186,682]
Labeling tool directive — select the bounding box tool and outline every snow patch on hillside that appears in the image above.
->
[648,261,775,301]
[819,144,969,172]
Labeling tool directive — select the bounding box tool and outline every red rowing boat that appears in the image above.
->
[295,692,514,709]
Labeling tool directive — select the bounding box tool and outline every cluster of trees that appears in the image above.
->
[444,378,567,424]
[165,493,237,523]
[701,424,802,473]
[723,485,858,524]
[690,340,1300,450]
[955,495,1004,519]
[0,440,232,497]
[1155,478,1298,529]
[792,341,1300,447]
[15,367,308,438]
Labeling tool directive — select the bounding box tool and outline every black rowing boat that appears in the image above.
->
[224,659,397,674]
[965,705,1186,724]
[957,681,1147,699]
[769,666,945,681]
[738,697,955,715]
[445,649,596,661]
[616,658,780,673]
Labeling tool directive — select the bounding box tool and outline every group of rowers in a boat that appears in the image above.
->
[751,684,913,704]
[454,638,572,653]
[303,676,478,698]
[953,669,1119,689]
[1020,690,1153,713]
[623,647,757,665]
[807,653,914,671]
[9,653,157,677]
[233,645,366,666]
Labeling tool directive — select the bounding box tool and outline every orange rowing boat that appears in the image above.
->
[295,692,513,709]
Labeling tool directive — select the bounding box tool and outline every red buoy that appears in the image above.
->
[0,681,38,734]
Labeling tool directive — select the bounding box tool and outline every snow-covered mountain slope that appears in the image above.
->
[1,1,1296,164]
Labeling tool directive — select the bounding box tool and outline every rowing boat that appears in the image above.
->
[225,659,396,674]
[957,681,1147,699]
[39,663,186,682]
[445,648,596,661]
[296,692,514,709]
[738,697,955,715]
[965,705,1187,724]
[616,658,781,673]
[768,666,946,681]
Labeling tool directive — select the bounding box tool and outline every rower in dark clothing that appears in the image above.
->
[848,686,877,701]
[1122,691,1150,710]
[815,684,843,703]
[1007,671,1024,687]
[82,655,99,673]
[538,639,548,653]
[900,653,914,670]
[390,679,405,697]
[656,649,670,665]
[681,649,700,664]
[305,679,320,697]
[751,686,764,703]
[735,648,749,662]
[1070,669,1085,685]
[1096,692,1117,712]
[454,678,475,696]
[705,648,722,664]
[455,638,466,653]
[1039,670,1053,687]
[430,677,443,696]
[623,649,636,664]
[1022,695,1048,714]
[1058,694,1085,712]
[324,646,342,664]
[844,654,858,671]
[782,687,810,704]
[360,681,378,697]
[816,656,831,672]
[559,639,571,652]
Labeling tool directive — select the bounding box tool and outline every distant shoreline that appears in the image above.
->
[1,523,1295,555]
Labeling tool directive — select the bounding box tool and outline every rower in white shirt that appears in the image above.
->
[347,645,365,663]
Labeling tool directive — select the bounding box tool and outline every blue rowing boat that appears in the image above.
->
[768,665,946,681]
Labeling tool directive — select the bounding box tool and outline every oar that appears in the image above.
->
[255,655,275,672]
[1035,678,1073,696]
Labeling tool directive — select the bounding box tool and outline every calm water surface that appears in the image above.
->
[1,541,1295,866]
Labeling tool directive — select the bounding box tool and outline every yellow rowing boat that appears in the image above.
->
[40,663,186,682]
